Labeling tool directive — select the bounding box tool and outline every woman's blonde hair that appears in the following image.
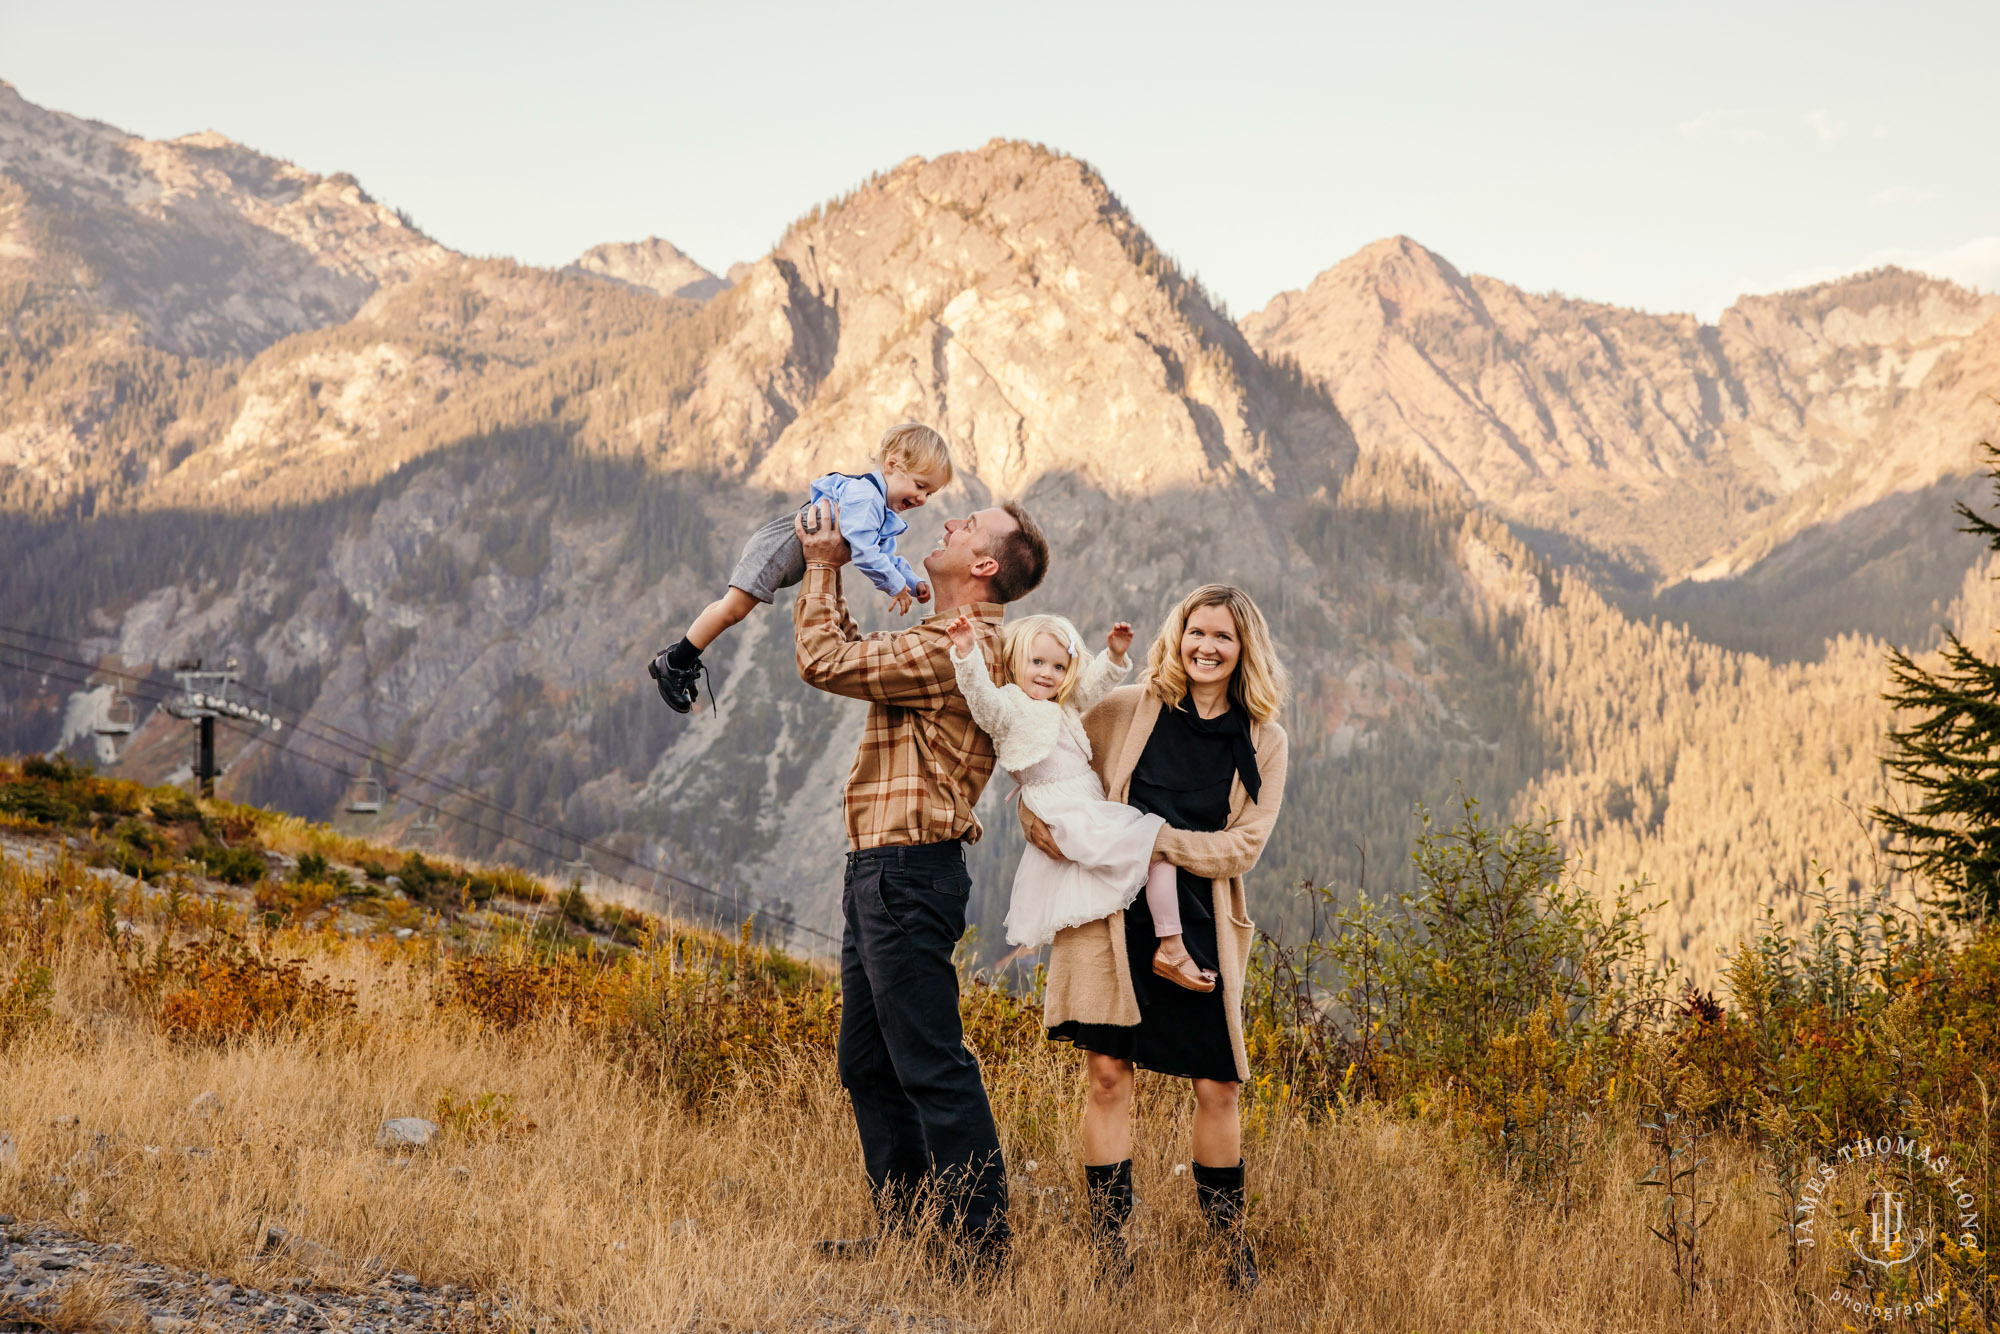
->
[1142,584,1289,724]
[1000,613,1087,707]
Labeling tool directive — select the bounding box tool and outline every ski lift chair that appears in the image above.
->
[95,690,136,736]
[409,806,440,847]
[344,770,386,815]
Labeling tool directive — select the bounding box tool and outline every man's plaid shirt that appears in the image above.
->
[794,562,1003,850]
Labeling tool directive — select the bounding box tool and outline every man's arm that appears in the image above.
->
[795,569,959,704]
[793,502,957,705]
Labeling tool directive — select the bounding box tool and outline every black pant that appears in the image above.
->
[837,840,1008,1241]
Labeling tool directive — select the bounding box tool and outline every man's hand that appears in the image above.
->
[795,499,850,566]
[914,580,933,604]
[1106,621,1135,666]
[945,614,977,657]
[1020,805,1066,861]
[890,590,914,616]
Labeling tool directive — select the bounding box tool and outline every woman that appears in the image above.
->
[1024,583,1289,1290]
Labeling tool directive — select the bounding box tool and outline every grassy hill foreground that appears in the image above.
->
[1,755,1996,1332]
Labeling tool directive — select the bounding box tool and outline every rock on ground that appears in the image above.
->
[375,1118,439,1150]
[0,1218,504,1332]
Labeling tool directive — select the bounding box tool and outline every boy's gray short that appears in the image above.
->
[728,508,809,604]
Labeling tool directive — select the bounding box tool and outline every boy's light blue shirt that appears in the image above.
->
[809,470,921,597]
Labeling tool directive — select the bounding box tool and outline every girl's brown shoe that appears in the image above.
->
[1152,944,1217,992]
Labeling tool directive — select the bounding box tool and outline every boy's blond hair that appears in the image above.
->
[1000,613,1086,707]
[877,422,954,484]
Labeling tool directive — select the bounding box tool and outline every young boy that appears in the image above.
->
[649,421,955,713]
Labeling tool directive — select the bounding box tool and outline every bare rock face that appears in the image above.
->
[0,80,453,358]
[1242,237,2000,584]
[567,237,728,301]
[675,140,1346,504]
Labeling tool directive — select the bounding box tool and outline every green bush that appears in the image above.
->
[1250,796,1667,1204]
[109,818,172,881]
[189,841,267,887]
[465,865,544,904]
[0,780,78,826]
[293,851,353,892]
[147,787,206,829]
[397,852,461,906]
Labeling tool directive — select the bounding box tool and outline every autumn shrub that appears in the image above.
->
[439,952,610,1031]
[0,777,79,827]
[395,851,462,906]
[122,933,358,1044]
[1659,882,2000,1315]
[145,785,206,829]
[0,756,146,833]
[436,923,851,1105]
[433,1087,538,1141]
[253,877,341,925]
[0,959,53,1048]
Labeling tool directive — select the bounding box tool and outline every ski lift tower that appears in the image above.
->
[167,657,282,797]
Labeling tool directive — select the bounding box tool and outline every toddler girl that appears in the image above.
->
[945,612,1216,991]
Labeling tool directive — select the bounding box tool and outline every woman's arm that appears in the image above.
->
[1152,726,1290,879]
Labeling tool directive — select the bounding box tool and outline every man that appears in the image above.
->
[793,493,1050,1265]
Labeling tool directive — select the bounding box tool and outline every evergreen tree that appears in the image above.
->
[1875,446,2000,923]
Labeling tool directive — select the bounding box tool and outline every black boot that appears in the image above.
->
[648,645,710,714]
[1191,1159,1258,1293]
[811,1174,919,1261]
[1084,1159,1135,1282]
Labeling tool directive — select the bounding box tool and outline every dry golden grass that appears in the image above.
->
[0,1271,147,1332]
[1,910,1865,1334]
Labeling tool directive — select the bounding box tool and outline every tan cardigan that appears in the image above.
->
[1040,685,1290,1082]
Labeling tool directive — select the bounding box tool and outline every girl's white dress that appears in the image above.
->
[951,646,1166,948]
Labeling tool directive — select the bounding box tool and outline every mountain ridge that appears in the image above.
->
[1242,236,2000,613]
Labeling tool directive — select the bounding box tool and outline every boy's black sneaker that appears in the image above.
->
[649,649,707,714]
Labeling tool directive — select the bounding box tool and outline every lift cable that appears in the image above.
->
[0,641,836,948]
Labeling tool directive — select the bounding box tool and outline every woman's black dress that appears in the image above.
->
[1047,697,1253,1082]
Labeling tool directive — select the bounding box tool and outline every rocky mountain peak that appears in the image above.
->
[566,237,728,301]
[1722,266,2000,372]
[1243,237,2000,586]
[0,80,454,358]
[678,137,1340,512]
[1242,235,1486,373]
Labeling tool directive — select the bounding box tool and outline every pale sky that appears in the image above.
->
[5,0,1996,320]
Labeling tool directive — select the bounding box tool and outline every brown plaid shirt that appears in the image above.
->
[794,562,1003,850]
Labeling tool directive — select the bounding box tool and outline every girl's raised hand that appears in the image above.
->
[945,615,977,655]
[1106,621,1135,663]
